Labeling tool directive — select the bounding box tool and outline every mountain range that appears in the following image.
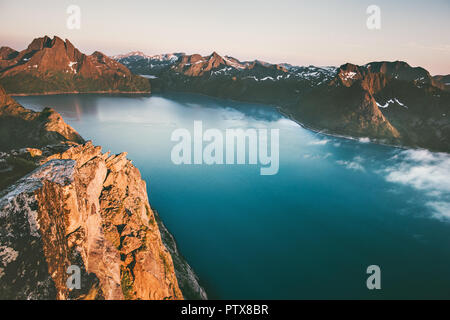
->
[0,36,449,152]
[0,36,150,94]
[114,51,450,152]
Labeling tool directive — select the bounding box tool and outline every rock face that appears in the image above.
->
[297,83,401,142]
[0,88,206,300]
[0,36,150,94]
[155,212,207,300]
[0,143,183,300]
[0,86,84,151]
[311,62,450,150]
[0,83,85,190]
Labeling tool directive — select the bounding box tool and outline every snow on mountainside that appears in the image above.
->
[112,51,185,76]
[112,51,338,83]
[0,36,150,94]
[111,51,183,62]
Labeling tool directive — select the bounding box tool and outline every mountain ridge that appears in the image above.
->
[114,50,450,152]
[0,36,151,94]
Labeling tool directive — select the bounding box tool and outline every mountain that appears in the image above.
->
[0,46,18,61]
[117,51,336,106]
[112,51,184,76]
[117,51,341,115]
[114,50,335,82]
[0,86,206,300]
[309,61,450,149]
[0,36,150,94]
[114,51,450,151]
[433,74,450,91]
[0,85,84,152]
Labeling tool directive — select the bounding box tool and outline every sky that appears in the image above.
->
[0,0,449,75]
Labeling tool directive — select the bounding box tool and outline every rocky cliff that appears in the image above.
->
[0,85,84,152]
[0,87,206,300]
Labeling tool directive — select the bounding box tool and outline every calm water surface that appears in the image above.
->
[16,93,450,299]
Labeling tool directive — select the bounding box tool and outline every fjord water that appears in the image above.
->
[16,93,450,299]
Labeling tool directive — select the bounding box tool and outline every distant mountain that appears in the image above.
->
[112,51,184,76]
[114,51,337,104]
[114,51,336,83]
[0,36,150,94]
[433,74,450,91]
[0,47,19,61]
[114,52,450,152]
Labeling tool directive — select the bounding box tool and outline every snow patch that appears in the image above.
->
[68,61,78,74]
[340,71,357,81]
[376,98,408,109]
[140,74,157,79]
[359,137,370,143]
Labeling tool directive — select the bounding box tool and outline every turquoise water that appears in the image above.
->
[16,93,450,299]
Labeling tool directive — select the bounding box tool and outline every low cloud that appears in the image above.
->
[427,202,450,221]
[336,156,365,171]
[385,149,450,193]
[383,149,450,220]
[308,139,329,145]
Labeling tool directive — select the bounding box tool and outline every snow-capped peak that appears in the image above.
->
[111,51,150,60]
[111,52,183,62]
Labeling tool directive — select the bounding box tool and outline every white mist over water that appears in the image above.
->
[383,149,450,220]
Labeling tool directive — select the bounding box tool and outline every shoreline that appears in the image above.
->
[10,90,151,97]
[12,88,447,154]
[156,88,418,152]
[273,106,413,152]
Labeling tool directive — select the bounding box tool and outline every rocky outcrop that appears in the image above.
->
[0,84,85,190]
[0,142,183,299]
[0,36,150,94]
[0,84,84,151]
